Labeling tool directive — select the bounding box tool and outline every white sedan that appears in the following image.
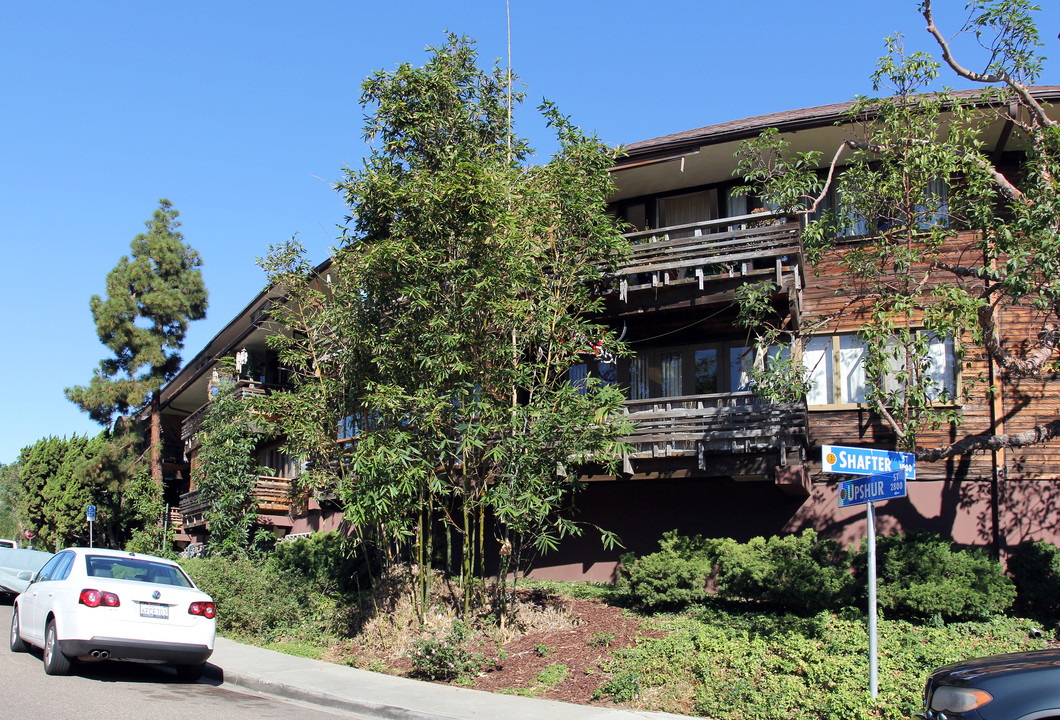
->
[9,547,215,681]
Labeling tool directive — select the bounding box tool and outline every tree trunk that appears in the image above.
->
[150,393,163,486]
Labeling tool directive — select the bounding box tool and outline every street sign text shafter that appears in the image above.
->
[822,444,916,480]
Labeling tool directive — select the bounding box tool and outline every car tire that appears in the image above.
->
[9,606,27,653]
[175,662,205,682]
[43,620,71,675]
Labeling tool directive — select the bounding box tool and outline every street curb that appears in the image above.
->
[205,662,469,720]
[204,659,705,720]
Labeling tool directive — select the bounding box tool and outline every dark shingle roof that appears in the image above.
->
[616,85,1060,167]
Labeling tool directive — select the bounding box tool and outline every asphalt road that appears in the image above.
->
[0,601,365,719]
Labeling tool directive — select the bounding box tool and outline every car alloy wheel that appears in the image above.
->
[9,608,27,652]
[43,620,71,675]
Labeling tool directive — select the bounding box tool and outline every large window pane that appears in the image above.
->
[839,335,867,403]
[694,349,718,394]
[803,337,834,405]
[730,346,754,392]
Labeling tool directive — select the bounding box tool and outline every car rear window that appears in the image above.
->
[85,555,194,588]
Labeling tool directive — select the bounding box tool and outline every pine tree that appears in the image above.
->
[67,200,208,481]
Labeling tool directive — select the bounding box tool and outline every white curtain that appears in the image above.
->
[925,333,956,399]
[660,190,717,237]
[660,352,682,397]
[629,354,650,400]
[839,335,867,403]
[802,337,833,405]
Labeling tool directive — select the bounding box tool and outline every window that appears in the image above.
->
[611,343,785,400]
[568,360,618,395]
[659,190,718,237]
[917,179,950,229]
[802,331,957,407]
[660,352,682,397]
[52,552,75,581]
[629,354,650,400]
[694,349,718,394]
[729,346,754,392]
[35,552,67,583]
[812,175,950,236]
[569,363,589,394]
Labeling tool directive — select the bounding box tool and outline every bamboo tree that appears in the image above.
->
[264,34,632,621]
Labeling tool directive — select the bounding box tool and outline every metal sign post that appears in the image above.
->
[867,500,878,698]
[827,446,913,701]
[87,505,96,548]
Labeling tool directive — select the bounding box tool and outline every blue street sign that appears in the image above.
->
[838,471,907,508]
[822,444,916,480]
[87,505,96,522]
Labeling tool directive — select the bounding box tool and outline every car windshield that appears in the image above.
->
[84,555,194,588]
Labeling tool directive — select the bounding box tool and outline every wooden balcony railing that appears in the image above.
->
[179,476,293,528]
[166,507,183,535]
[181,380,272,443]
[614,213,803,301]
[621,391,808,471]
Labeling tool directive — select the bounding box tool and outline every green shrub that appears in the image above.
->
[856,532,1015,621]
[619,531,719,610]
[595,608,1044,720]
[713,530,856,613]
[408,620,480,681]
[265,531,372,599]
[181,554,308,638]
[1007,540,1060,620]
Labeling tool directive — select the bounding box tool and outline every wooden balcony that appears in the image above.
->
[620,391,808,480]
[179,476,293,529]
[166,507,183,535]
[613,213,804,304]
[181,380,272,443]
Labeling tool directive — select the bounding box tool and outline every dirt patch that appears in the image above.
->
[332,585,664,706]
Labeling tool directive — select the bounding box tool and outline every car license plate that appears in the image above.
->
[140,602,169,619]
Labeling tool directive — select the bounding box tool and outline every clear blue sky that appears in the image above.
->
[2,1,1058,464]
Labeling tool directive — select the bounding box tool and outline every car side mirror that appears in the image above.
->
[17,570,33,583]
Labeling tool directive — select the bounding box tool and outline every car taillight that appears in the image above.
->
[189,601,215,619]
[79,589,120,607]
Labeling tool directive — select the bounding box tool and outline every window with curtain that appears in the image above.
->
[802,336,834,405]
[659,190,717,238]
[660,352,682,397]
[629,354,650,400]
[918,178,950,229]
[839,335,868,403]
[803,331,956,406]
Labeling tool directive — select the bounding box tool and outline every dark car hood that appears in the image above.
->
[931,649,1060,685]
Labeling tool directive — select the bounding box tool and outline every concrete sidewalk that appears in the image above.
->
[206,636,700,720]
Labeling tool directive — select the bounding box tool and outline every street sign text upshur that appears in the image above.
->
[838,470,907,509]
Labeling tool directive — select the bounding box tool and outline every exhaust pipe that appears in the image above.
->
[90,650,110,659]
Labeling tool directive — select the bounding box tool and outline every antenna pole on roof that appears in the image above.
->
[506,0,512,160]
